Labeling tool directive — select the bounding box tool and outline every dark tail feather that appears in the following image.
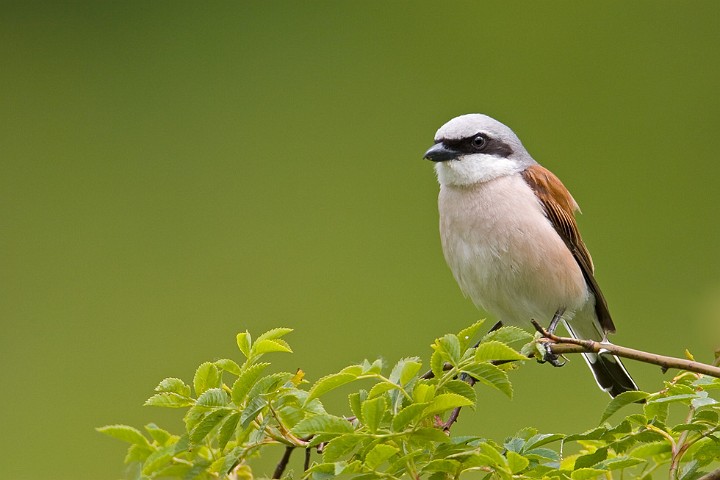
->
[586,351,638,397]
[563,319,638,397]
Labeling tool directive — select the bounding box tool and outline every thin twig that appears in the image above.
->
[699,467,720,480]
[304,447,312,471]
[272,446,294,479]
[530,320,720,379]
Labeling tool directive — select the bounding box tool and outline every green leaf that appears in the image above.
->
[214,358,241,376]
[154,377,191,396]
[217,412,240,451]
[239,395,268,428]
[411,427,451,443]
[507,450,529,474]
[291,414,354,437]
[96,425,150,446]
[524,433,565,451]
[596,456,644,471]
[193,362,220,396]
[461,363,513,398]
[361,396,386,433]
[231,362,270,404]
[391,402,429,431]
[348,391,365,423]
[571,468,609,480]
[430,349,445,379]
[422,459,461,474]
[575,447,608,469]
[256,327,293,342]
[482,326,533,345]
[306,372,359,405]
[475,341,527,362]
[368,381,398,398]
[144,392,194,408]
[389,357,422,386]
[196,388,229,407]
[322,434,364,462]
[457,320,486,350]
[236,331,251,358]
[422,393,474,417]
[246,372,293,399]
[189,409,230,444]
[141,444,174,475]
[144,423,173,445]
[413,383,436,403]
[600,391,649,423]
[440,380,477,405]
[437,334,462,365]
[252,338,293,355]
[364,444,399,470]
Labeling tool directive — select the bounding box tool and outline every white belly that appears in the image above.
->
[438,174,589,326]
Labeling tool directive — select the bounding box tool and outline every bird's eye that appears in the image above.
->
[470,134,487,151]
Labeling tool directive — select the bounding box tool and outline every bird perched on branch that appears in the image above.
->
[424,113,637,397]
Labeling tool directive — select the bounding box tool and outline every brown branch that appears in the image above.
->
[699,467,720,480]
[272,446,294,479]
[530,320,720,379]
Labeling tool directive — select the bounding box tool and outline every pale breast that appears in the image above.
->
[438,174,589,326]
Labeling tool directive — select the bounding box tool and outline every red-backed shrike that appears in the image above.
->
[424,113,637,397]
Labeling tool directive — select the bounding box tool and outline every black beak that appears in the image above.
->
[423,143,459,162]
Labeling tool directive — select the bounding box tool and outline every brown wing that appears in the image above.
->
[522,165,616,334]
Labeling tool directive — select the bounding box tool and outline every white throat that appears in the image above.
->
[435,154,523,187]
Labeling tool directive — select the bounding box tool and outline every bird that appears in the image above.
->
[423,113,637,397]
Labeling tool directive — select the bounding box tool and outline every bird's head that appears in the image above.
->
[424,114,536,187]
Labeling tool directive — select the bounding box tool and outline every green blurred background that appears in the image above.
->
[3,2,720,478]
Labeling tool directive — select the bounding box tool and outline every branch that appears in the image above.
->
[530,320,720,379]
[272,446,294,479]
[699,467,720,480]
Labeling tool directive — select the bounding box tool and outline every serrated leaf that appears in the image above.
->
[440,380,477,405]
[189,409,230,444]
[246,372,293,399]
[305,372,359,405]
[231,362,270,404]
[291,414,354,437]
[411,427,451,443]
[252,338,293,355]
[475,341,527,362]
[194,362,220,396]
[361,396,386,433]
[239,395,267,428]
[413,383,436,403]
[368,381,398,399]
[461,363,513,398]
[600,391,649,423]
[430,349,445,379]
[141,444,175,475]
[389,356,421,385]
[596,456,644,471]
[437,334,461,365]
[154,377,191,396]
[507,450,529,473]
[236,331,251,358]
[214,358,241,376]
[571,468,608,480]
[217,412,240,451]
[348,391,364,423]
[196,388,229,407]
[391,403,429,431]
[144,392,194,408]
[96,425,150,446]
[524,433,565,451]
[482,326,534,345]
[256,327,293,342]
[457,320,486,350]
[323,434,364,462]
[422,459,461,474]
[422,393,474,417]
[364,444,399,470]
[144,423,173,445]
[575,447,608,469]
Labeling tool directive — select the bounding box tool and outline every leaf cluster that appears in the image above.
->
[98,323,720,479]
